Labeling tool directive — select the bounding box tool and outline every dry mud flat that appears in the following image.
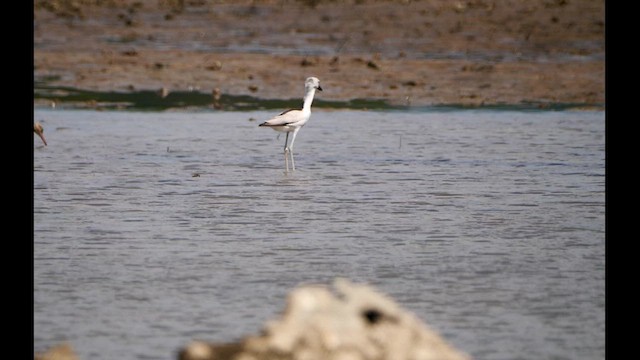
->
[34,0,604,108]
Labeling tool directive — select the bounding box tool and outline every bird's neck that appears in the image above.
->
[302,88,316,112]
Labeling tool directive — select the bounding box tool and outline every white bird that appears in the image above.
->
[259,77,323,172]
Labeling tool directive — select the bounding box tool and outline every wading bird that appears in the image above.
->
[259,77,322,172]
[34,122,47,146]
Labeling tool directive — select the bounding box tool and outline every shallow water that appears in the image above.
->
[34,108,604,360]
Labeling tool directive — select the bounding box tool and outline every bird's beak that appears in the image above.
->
[317,86,323,92]
[36,131,47,146]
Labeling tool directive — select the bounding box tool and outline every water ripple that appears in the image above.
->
[34,109,604,360]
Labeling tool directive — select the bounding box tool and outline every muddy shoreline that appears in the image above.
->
[34,0,604,109]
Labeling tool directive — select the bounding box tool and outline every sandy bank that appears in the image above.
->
[34,0,604,107]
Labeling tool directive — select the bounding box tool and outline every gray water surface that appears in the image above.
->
[34,109,605,360]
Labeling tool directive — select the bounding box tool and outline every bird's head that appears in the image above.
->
[305,77,323,92]
[34,122,47,146]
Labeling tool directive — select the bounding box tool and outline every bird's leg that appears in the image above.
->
[284,151,290,172]
[283,132,290,172]
[289,128,300,171]
[290,151,295,171]
[289,147,295,171]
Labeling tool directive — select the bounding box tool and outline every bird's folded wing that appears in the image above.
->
[261,109,303,126]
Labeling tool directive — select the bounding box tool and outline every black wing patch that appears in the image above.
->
[280,108,301,115]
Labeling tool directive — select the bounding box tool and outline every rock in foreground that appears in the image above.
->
[34,343,79,360]
[179,278,469,360]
